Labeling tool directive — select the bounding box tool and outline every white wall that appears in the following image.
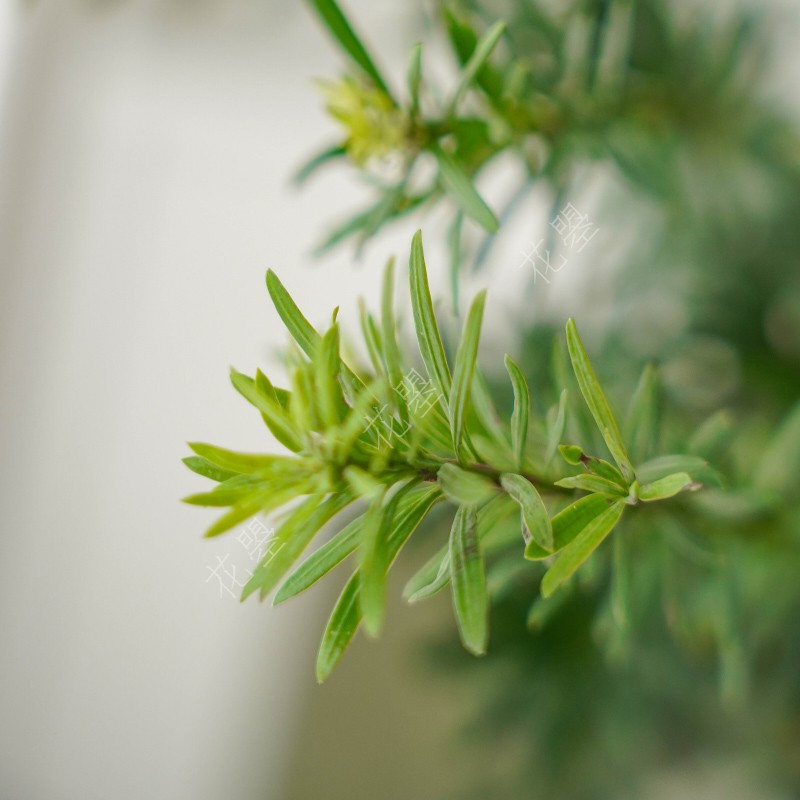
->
[0,2,414,798]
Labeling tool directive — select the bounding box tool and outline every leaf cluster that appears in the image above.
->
[184,230,709,680]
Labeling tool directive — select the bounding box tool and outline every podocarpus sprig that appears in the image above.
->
[183,230,709,681]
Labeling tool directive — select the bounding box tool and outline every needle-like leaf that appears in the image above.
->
[565,319,634,481]
[449,20,506,112]
[316,570,361,683]
[306,0,393,97]
[541,499,625,598]
[450,290,487,459]
[409,230,452,403]
[504,355,530,471]
[432,146,499,233]
[438,463,498,506]
[241,490,353,601]
[639,472,699,501]
[500,473,554,556]
[449,505,489,655]
[407,42,422,116]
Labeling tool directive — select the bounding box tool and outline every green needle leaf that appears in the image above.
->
[266,270,320,357]
[551,493,615,551]
[359,487,389,637]
[202,483,309,539]
[639,472,700,501]
[432,146,499,233]
[315,485,441,680]
[449,20,506,112]
[504,355,530,471]
[409,230,452,403]
[274,515,364,604]
[624,362,659,462]
[500,473,553,556]
[407,42,422,116]
[450,290,487,459]
[241,491,353,601]
[266,269,364,402]
[379,257,407,422]
[314,323,344,429]
[565,319,634,481]
[404,494,513,602]
[545,389,568,463]
[306,0,393,97]
[449,505,489,655]
[293,144,347,186]
[438,463,498,506]
[555,474,628,496]
[316,570,361,683]
[182,456,238,483]
[541,499,625,598]
[231,368,303,453]
[187,442,296,475]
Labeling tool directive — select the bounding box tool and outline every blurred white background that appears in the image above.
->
[0,2,418,798]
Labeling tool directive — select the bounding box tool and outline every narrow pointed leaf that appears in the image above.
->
[203,483,308,539]
[241,491,353,601]
[359,488,389,637]
[545,389,568,463]
[232,369,303,452]
[449,20,506,111]
[407,42,422,115]
[266,270,320,357]
[438,463,497,506]
[293,144,347,186]
[504,355,530,470]
[566,319,633,480]
[182,456,238,483]
[183,475,265,507]
[500,473,553,555]
[405,493,512,602]
[624,362,659,462]
[449,505,488,655]
[306,0,392,97]
[450,290,486,459]
[274,514,364,604]
[448,212,464,315]
[316,571,361,683]
[266,270,364,401]
[409,230,452,402]
[555,474,627,496]
[187,442,295,475]
[639,472,699,501]
[405,547,450,603]
[379,257,407,422]
[315,324,344,429]
[551,493,615,551]
[541,499,625,597]
[432,146,499,233]
[444,10,505,100]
